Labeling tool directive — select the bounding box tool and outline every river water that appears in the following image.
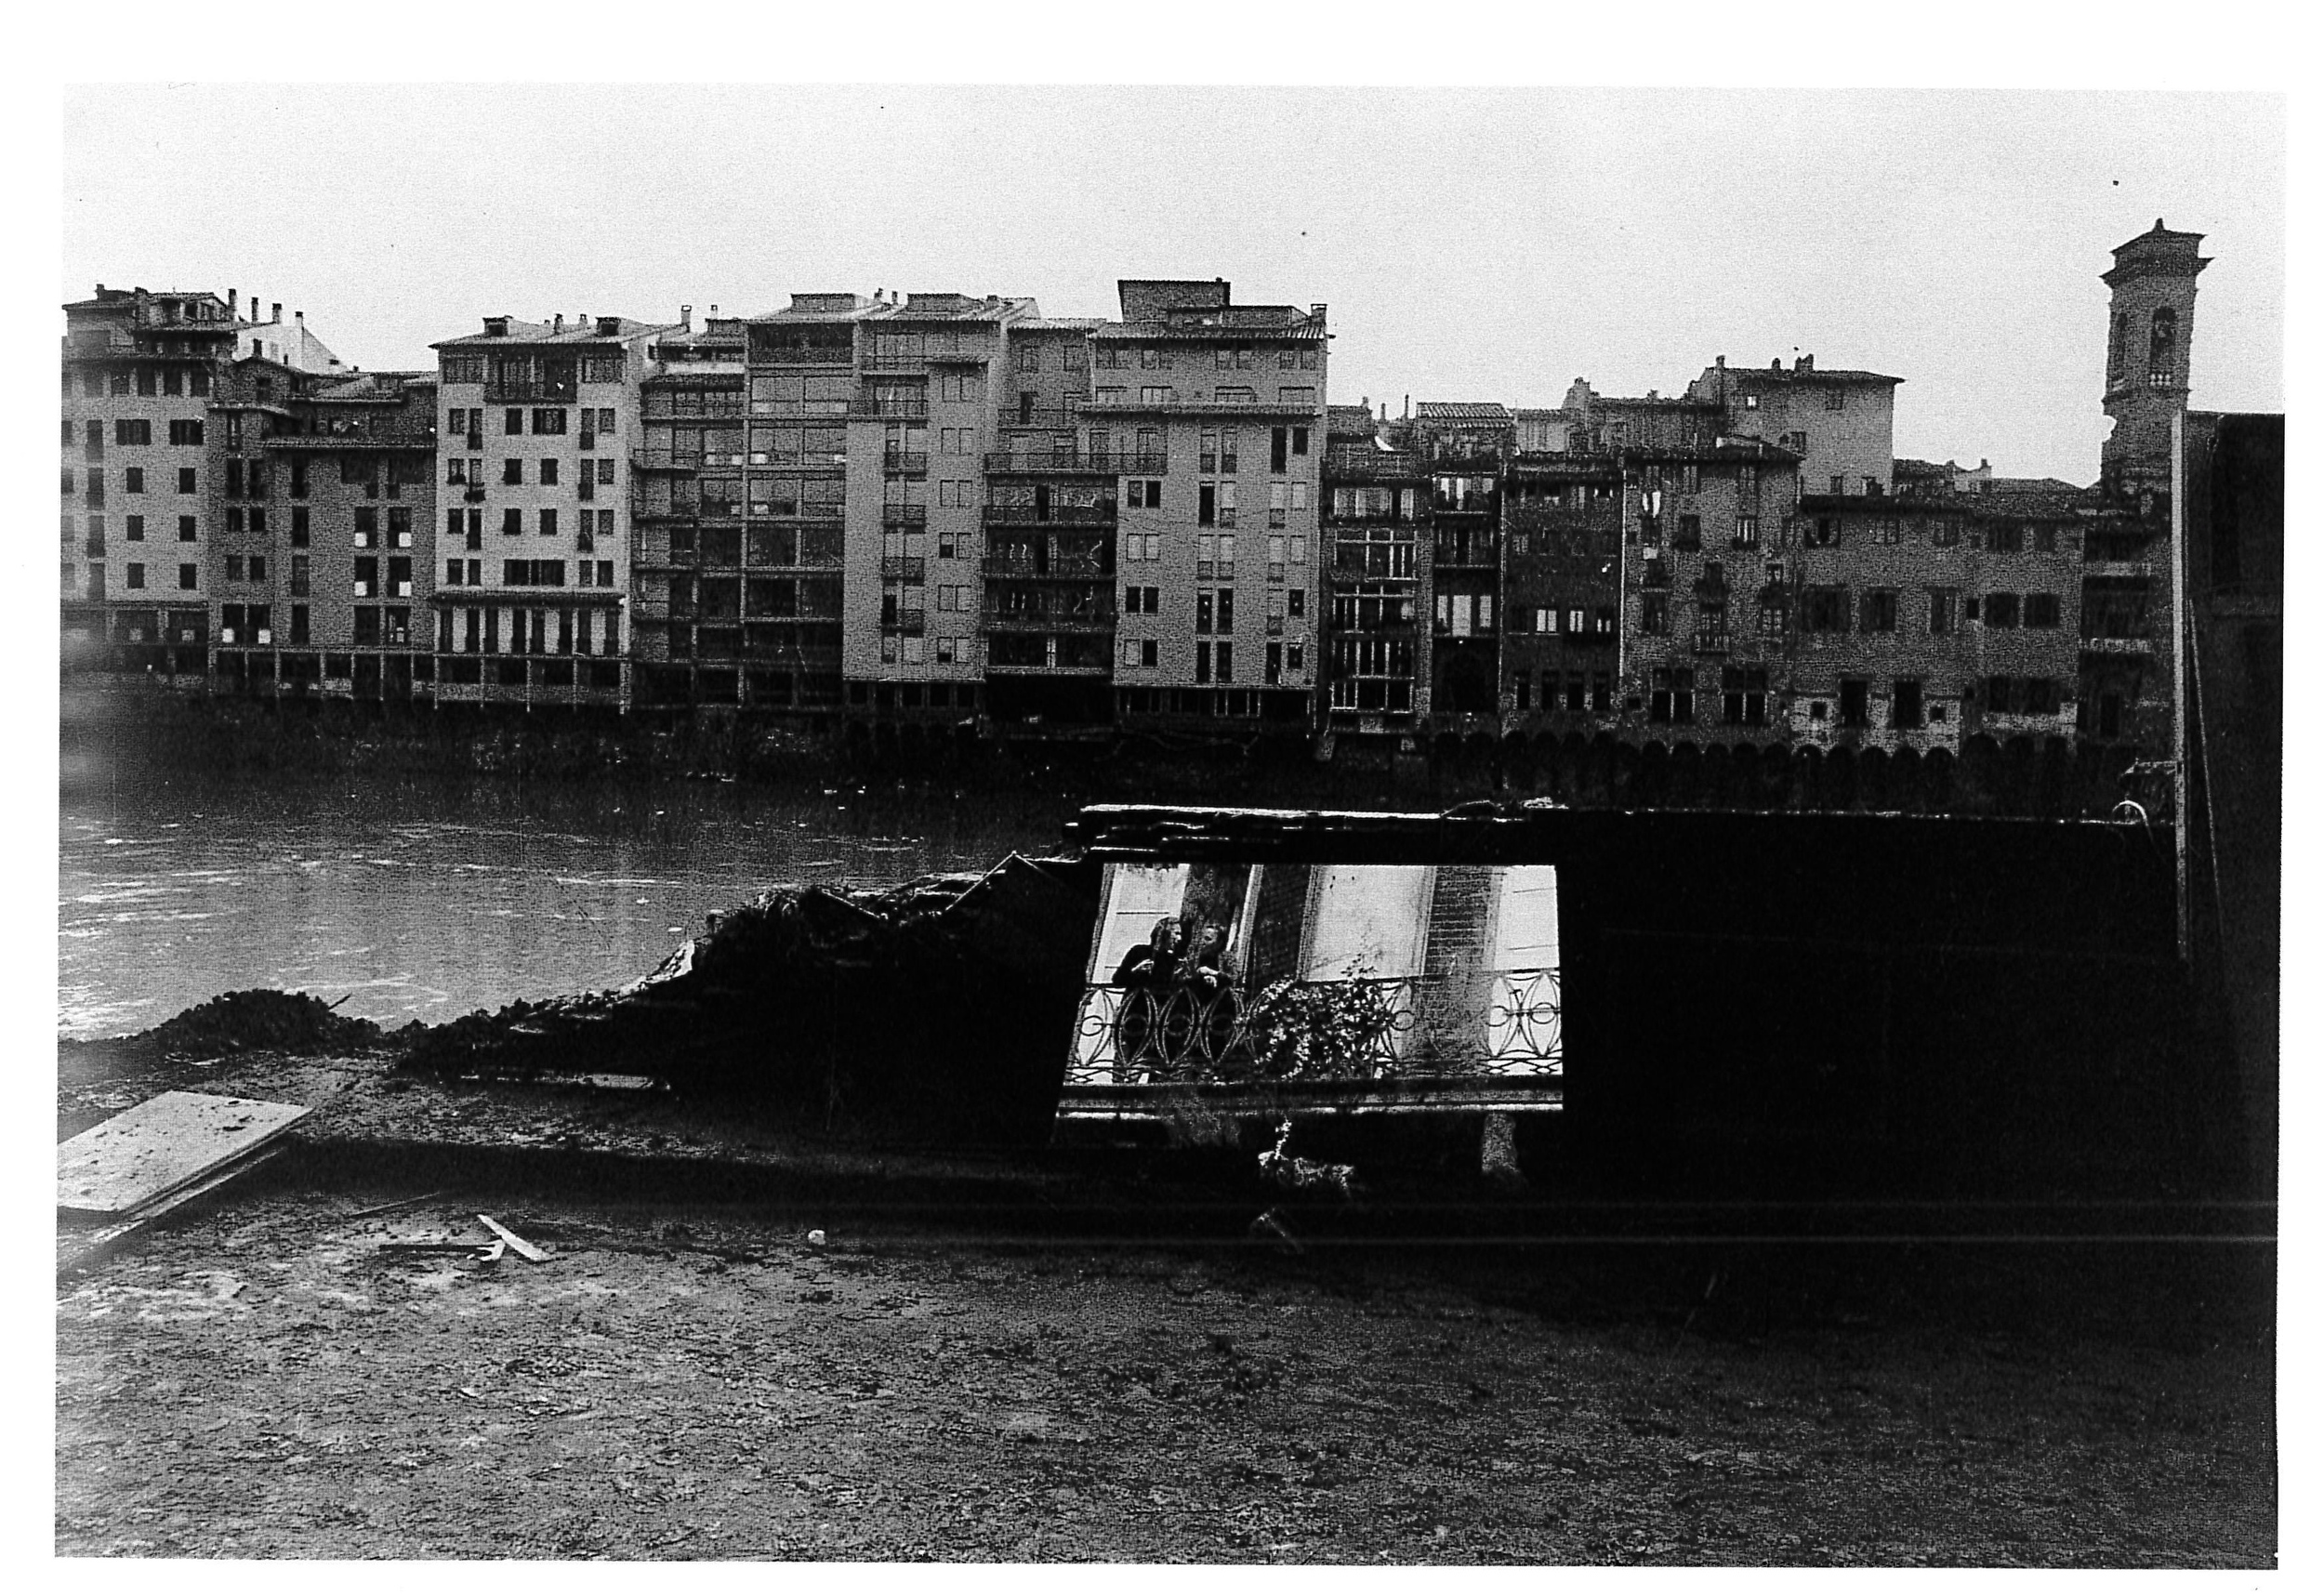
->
[58,773,1078,1041]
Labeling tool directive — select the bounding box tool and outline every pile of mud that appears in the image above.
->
[60,988,392,1087]
[400,854,1103,1145]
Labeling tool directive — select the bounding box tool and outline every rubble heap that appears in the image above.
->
[401,854,1102,1144]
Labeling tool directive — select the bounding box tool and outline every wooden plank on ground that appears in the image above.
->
[56,1142,288,1277]
[57,1091,310,1217]
[476,1214,548,1262]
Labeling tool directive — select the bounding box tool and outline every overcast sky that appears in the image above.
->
[63,85,2282,483]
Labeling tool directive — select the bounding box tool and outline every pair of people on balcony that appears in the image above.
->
[1113,917,1232,996]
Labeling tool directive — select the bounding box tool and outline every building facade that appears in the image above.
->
[231,367,440,699]
[1094,281,1327,731]
[59,286,244,677]
[431,313,669,709]
[1321,405,1433,745]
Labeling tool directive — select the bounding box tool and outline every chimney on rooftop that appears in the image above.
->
[223,289,231,315]
[595,315,621,336]
[680,304,693,331]
[1799,353,1814,372]
[1715,354,1724,369]
[553,313,564,333]
[708,305,719,319]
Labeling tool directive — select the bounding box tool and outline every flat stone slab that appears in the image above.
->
[58,1090,311,1217]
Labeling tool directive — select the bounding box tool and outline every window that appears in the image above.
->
[1892,679,1924,730]
[1839,679,1869,727]
[1649,667,1695,724]
[1830,476,1846,496]
[2025,592,2061,628]
[503,508,523,536]
[178,563,198,590]
[532,408,567,435]
[540,458,560,486]
[114,418,152,445]
[1984,593,2020,628]
[1722,666,1770,727]
[1640,592,1670,635]
[125,514,144,542]
[125,562,145,589]
[178,468,198,494]
[506,409,524,435]
[540,508,558,537]
[1871,518,1901,545]
[1825,388,1845,412]
[1733,514,1758,547]
[1675,515,1701,550]
[503,458,522,485]
[1928,588,1957,634]
[1802,587,1849,633]
[1864,589,1898,632]
[178,515,197,542]
[1987,522,2023,554]
[169,419,204,446]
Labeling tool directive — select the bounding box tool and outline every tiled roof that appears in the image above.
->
[1729,366,1903,386]
[1014,317,1108,333]
[432,316,674,349]
[1415,402,1513,424]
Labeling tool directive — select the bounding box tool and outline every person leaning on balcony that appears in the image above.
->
[1183,922,1231,997]
[1113,917,1180,988]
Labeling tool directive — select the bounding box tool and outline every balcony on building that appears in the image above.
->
[984,449,1167,475]
[879,555,927,583]
[983,498,1117,528]
[880,503,928,528]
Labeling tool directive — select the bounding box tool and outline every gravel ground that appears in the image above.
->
[55,1189,2275,1564]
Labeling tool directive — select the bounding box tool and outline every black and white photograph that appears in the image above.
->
[39,35,2291,1572]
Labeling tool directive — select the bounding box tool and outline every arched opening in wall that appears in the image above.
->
[1958,733,2001,814]
[2109,310,2130,384]
[1634,740,1670,809]
[1700,742,1736,810]
[1438,648,1496,717]
[1500,730,1538,792]
[2148,306,2179,384]
[1858,745,1894,812]
[1999,734,2038,816]
[1730,742,1769,811]
[1921,746,1956,812]
[1822,745,1860,811]
[1460,731,1498,785]
[1667,740,1704,809]
[1608,740,1643,808]
[1791,745,1823,812]
[1890,745,1927,813]
[2037,735,2074,817]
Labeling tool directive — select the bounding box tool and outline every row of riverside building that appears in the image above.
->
[60,224,2216,786]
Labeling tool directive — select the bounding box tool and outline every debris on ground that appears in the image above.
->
[477,1214,549,1262]
[396,854,1101,1143]
[56,1090,313,1276]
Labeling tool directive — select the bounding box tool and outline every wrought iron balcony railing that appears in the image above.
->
[1063,969,1563,1088]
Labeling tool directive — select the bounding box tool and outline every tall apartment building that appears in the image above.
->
[227,367,439,698]
[984,315,1117,727]
[431,313,671,709]
[1093,281,1327,730]
[1408,402,1513,723]
[1321,403,1432,745]
[59,285,242,676]
[631,310,750,710]
[1685,355,1902,497]
[724,295,885,721]
[845,294,1037,725]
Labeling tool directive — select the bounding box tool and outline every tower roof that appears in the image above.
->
[2104,218,2211,285]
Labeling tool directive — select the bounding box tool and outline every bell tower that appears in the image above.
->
[2099,218,2209,499]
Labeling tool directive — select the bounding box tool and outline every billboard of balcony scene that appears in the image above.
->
[1065,862,1564,1106]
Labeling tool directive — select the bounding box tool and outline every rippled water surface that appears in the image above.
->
[58,774,1076,1040]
